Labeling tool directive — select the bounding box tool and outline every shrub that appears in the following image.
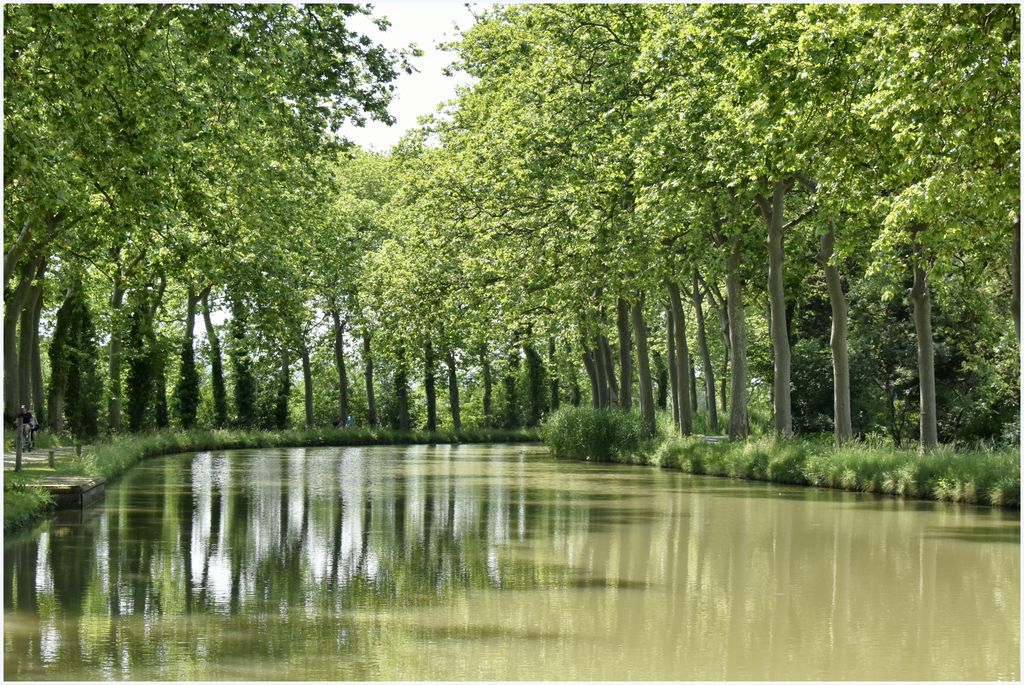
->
[541,406,650,462]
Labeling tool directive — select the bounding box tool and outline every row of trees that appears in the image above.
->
[5,4,1019,450]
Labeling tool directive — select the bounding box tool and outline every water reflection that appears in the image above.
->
[4,444,1020,680]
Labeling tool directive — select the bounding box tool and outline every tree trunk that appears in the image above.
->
[3,220,32,294]
[630,295,656,436]
[582,340,600,409]
[589,336,608,408]
[274,350,291,430]
[201,290,227,428]
[725,237,749,439]
[481,347,493,427]
[667,282,693,435]
[30,282,45,423]
[108,278,127,433]
[763,181,793,437]
[396,349,409,431]
[1013,213,1020,344]
[548,337,559,412]
[149,277,168,429]
[524,343,544,427]
[654,350,668,410]
[910,235,939,450]
[598,334,619,408]
[301,343,314,428]
[446,349,461,431]
[424,340,437,432]
[704,278,730,418]
[331,311,349,425]
[667,306,679,427]
[616,297,632,411]
[504,347,519,428]
[48,289,75,434]
[4,260,37,420]
[817,224,853,445]
[692,272,718,432]
[363,330,377,427]
[19,265,46,410]
[689,356,699,417]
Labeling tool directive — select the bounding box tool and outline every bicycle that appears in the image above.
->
[18,419,34,453]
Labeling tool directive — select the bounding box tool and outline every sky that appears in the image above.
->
[338,2,491,151]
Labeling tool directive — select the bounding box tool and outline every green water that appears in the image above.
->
[4,444,1019,680]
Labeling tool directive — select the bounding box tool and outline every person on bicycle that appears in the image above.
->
[16,405,36,450]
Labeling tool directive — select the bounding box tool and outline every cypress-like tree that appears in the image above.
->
[229,295,257,427]
[125,296,155,432]
[174,339,200,428]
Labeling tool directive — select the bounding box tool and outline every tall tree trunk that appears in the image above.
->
[765,181,794,436]
[19,262,46,410]
[524,343,544,427]
[667,306,679,427]
[654,350,668,410]
[689,357,699,416]
[504,347,519,428]
[704,278,730,417]
[1013,213,1020,344]
[762,181,793,437]
[424,340,437,432]
[446,349,461,431]
[630,295,656,435]
[582,342,600,409]
[548,337,559,412]
[3,220,32,294]
[202,290,228,428]
[598,334,619,408]
[108,277,127,433]
[725,237,749,439]
[149,275,168,429]
[589,336,608,408]
[363,330,377,427]
[331,311,349,425]
[692,272,718,432]
[616,297,632,411]
[817,224,853,445]
[175,286,201,429]
[481,346,493,427]
[274,350,291,430]
[396,348,409,431]
[910,234,939,450]
[30,282,45,423]
[4,260,36,421]
[47,288,75,433]
[301,342,314,428]
[667,282,693,435]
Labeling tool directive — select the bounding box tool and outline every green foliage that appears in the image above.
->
[541,406,651,462]
[174,340,200,429]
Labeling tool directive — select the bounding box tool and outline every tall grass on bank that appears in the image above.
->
[540,407,1019,507]
[4,426,540,534]
[541,406,653,462]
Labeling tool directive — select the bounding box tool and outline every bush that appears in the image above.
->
[541,406,651,462]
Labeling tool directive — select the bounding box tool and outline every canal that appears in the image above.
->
[4,444,1019,680]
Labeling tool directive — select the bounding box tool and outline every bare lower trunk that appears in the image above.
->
[3,220,32,293]
[48,289,75,433]
[424,341,437,432]
[481,347,493,426]
[30,284,45,422]
[631,296,656,435]
[331,311,349,425]
[108,278,127,433]
[202,291,227,428]
[18,279,42,409]
[667,282,692,435]
[910,236,938,450]
[590,336,608,408]
[725,237,749,439]
[301,343,314,428]
[1013,213,1020,344]
[763,181,792,437]
[396,349,409,431]
[582,342,600,408]
[4,260,36,420]
[667,307,678,427]
[446,349,461,431]
[817,225,853,445]
[363,331,377,427]
[689,357,699,416]
[616,297,632,411]
[598,334,619,408]
[548,337,559,412]
[692,272,718,432]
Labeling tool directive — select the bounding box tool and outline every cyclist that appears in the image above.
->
[15,405,36,451]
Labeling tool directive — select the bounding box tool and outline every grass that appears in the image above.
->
[542,408,1019,508]
[3,426,540,534]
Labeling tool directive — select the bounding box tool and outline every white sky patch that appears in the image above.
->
[338,2,489,152]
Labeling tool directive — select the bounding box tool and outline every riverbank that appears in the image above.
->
[3,426,540,534]
[541,407,1020,508]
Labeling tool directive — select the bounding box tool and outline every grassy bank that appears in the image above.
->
[542,407,1020,508]
[3,426,540,534]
